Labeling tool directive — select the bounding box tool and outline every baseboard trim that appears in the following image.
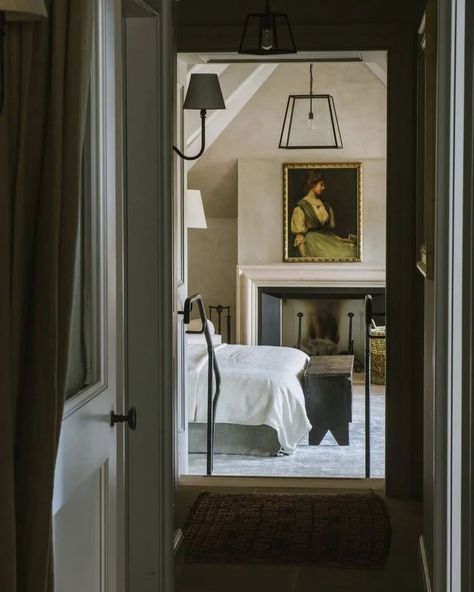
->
[418,535,432,592]
[179,475,385,491]
[174,528,184,555]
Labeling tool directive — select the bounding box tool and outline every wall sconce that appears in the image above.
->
[173,73,225,161]
[185,190,207,229]
[239,0,297,56]
[0,1,47,114]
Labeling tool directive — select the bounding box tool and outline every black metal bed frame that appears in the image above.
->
[209,304,231,343]
[182,294,221,476]
[182,293,383,479]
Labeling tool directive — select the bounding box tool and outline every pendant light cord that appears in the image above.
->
[309,63,314,117]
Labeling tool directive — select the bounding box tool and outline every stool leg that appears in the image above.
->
[308,425,328,445]
[330,423,349,446]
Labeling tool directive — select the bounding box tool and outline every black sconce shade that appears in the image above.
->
[239,1,297,55]
[183,73,225,110]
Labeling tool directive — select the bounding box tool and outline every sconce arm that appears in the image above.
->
[173,109,207,161]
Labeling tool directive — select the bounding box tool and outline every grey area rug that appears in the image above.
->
[184,491,391,567]
[187,385,385,478]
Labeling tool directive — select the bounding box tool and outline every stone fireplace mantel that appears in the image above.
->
[236,264,386,344]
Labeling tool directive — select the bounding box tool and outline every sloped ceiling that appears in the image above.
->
[188,60,387,218]
[185,63,279,170]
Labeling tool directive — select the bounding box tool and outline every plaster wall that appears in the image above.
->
[187,218,237,337]
[238,158,386,266]
[187,61,387,338]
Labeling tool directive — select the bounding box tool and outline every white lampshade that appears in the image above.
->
[185,190,207,229]
[0,0,47,20]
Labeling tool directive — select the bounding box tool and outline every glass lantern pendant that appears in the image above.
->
[279,64,343,149]
[239,0,297,55]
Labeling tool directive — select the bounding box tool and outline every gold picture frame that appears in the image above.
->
[283,162,363,263]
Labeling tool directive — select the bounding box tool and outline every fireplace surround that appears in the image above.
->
[236,264,386,345]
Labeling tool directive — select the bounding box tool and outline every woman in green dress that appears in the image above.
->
[290,171,357,259]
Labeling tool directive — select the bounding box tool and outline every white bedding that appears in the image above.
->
[187,343,311,453]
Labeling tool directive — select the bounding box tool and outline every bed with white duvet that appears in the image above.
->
[187,342,311,455]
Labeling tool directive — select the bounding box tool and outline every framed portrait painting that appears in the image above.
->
[283,163,362,262]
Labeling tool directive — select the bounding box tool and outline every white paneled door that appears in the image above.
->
[52,1,175,591]
[53,1,124,591]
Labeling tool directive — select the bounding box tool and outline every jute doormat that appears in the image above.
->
[183,491,391,568]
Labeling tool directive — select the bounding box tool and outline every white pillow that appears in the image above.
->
[186,333,222,346]
[187,318,216,335]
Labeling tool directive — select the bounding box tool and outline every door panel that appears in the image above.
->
[53,0,124,590]
[54,467,106,592]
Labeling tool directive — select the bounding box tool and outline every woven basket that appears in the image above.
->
[370,325,386,385]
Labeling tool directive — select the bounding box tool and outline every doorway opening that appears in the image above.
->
[176,51,388,481]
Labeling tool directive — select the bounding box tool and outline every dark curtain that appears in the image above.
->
[0,0,93,589]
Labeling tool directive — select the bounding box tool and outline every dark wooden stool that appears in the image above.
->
[304,355,354,446]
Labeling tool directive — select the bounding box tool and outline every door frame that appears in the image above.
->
[433,0,474,590]
[152,0,175,591]
[176,21,423,499]
[121,0,175,589]
[169,1,474,589]
[123,0,175,592]
[118,0,174,590]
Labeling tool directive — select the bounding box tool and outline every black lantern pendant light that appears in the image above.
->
[239,0,297,55]
[279,64,343,149]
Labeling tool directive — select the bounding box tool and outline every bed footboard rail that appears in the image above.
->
[182,294,222,476]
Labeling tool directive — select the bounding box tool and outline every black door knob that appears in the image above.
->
[110,407,137,430]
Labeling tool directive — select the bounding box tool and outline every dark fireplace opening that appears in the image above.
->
[258,286,385,370]
[282,298,363,357]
